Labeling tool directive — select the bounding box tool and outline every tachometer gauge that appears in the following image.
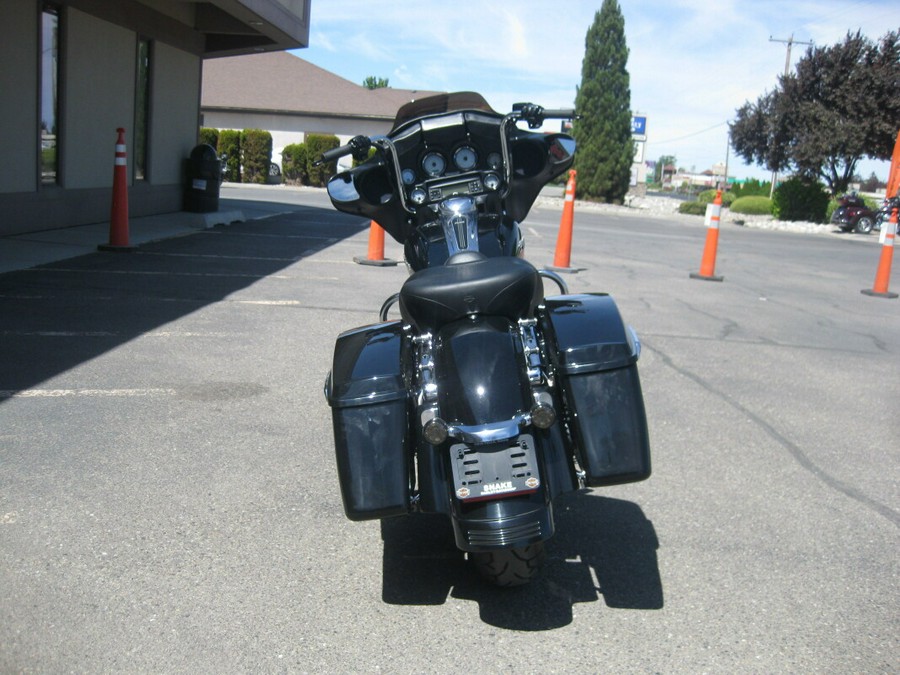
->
[486,152,502,170]
[422,152,446,177]
[453,146,478,171]
[401,168,416,185]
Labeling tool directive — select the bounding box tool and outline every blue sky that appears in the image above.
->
[292,0,898,184]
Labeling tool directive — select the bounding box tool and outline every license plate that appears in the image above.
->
[450,434,540,501]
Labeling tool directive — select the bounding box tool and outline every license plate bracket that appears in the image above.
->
[450,434,540,501]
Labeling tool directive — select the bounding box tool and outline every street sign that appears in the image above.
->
[631,115,647,136]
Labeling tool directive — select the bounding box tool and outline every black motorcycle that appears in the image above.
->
[321,93,651,586]
[874,196,899,232]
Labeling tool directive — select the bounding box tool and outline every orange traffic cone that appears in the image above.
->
[861,207,898,299]
[354,220,398,266]
[548,170,584,273]
[690,189,724,281]
[98,127,135,252]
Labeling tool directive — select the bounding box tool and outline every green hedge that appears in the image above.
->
[730,196,773,215]
[678,201,708,215]
[697,190,737,207]
[281,144,309,184]
[772,178,829,223]
[240,129,272,185]
[199,127,219,149]
[218,129,241,183]
[304,134,340,187]
[732,178,771,198]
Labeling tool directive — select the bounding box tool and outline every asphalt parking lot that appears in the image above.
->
[1,186,897,672]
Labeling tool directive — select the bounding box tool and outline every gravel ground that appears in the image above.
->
[535,193,840,236]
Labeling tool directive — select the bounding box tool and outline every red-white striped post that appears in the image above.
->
[861,207,898,299]
[99,127,134,251]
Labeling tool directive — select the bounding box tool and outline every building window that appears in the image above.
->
[41,4,59,184]
[134,38,151,180]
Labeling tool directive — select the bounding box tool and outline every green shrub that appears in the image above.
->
[730,196,773,215]
[281,143,309,184]
[305,134,340,187]
[697,189,737,207]
[240,129,272,185]
[678,200,708,215]
[732,178,771,198]
[218,129,241,182]
[772,178,829,222]
[199,127,219,149]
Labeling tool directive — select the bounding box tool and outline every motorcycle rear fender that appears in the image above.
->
[415,316,577,549]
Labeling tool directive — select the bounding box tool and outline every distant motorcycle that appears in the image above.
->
[831,193,877,234]
[873,196,899,232]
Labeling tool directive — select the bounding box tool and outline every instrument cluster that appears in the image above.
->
[387,111,509,208]
[397,140,505,207]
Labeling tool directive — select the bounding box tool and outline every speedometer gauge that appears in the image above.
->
[453,146,478,171]
[422,152,446,177]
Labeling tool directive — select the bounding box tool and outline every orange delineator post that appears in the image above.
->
[99,127,135,252]
[548,170,583,273]
[353,220,398,267]
[861,207,898,299]
[690,189,724,282]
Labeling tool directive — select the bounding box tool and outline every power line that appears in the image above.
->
[654,121,728,145]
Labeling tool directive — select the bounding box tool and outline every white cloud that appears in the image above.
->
[300,0,898,179]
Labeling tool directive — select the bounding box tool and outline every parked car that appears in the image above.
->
[831,193,877,234]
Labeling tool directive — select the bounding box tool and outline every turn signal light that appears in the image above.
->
[423,417,449,445]
[530,403,556,429]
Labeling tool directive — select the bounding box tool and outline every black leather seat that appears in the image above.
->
[399,255,542,331]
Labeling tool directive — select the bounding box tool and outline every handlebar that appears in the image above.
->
[314,135,373,166]
[512,103,577,128]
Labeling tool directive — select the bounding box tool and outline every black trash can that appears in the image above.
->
[183,144,222,213]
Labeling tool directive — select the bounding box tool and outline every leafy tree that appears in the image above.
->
[859,171,885,192]
[730,30,900,195]
[363,76,389,89]
[573,0,633,203]
[655,154,676,183]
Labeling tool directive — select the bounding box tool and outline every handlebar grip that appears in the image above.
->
[315,143,353,166]
[542,109,577,120]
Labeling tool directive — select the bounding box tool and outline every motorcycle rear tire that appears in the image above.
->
[470,543,546,587]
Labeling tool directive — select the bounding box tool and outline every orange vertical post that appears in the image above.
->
[861,207,898,299]
[354,220,398,267]
[690,189,724,281]
[99,127,135,251]
[548,170,583,273]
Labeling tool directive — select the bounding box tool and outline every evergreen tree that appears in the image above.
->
[573,0,633,203]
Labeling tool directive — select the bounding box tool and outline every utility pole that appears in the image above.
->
[768,34,814,197]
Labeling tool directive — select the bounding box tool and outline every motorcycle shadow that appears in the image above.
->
[380,491,663,630]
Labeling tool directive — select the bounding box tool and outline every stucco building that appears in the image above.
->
[1,0,310,237]
[201,51,440,173]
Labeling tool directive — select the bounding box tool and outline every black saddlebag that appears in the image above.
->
[325,321,411,520]
[538,294,651,487]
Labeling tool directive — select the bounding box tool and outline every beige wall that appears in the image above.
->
[0,2,204,234]
[64,10,137,190]
[0,0,39,194]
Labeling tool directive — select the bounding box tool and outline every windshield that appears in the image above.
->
[391,92,498,130]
